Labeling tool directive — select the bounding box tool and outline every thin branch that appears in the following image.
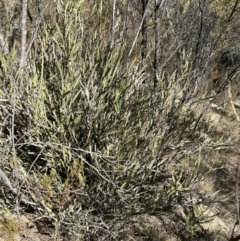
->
[26,2,49,55]
[110,0,116,49]
[0,33,9,56]
[237,162,240,221]
[236,161,240,223]
[19,0,28,71]
[230,161,240,240]
[0,168,37,207]
[229,83,240,122]
[0,168,17,195]
[128,0,151,57]
[227,0,240,23]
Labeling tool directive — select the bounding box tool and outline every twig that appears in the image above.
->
[230,161,240,240]
[19,0,28,71]
[236,161,240,223]
[128,0,151,57]
[0,33,9,56]
[229,83,240,122]
[110,0,116,49]
[0,168,17,195]
[26,3,49,55]
[0,168,37,207]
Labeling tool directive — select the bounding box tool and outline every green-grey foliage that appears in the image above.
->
[0,0,230,240]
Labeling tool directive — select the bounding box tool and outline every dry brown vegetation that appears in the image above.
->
[0,0,240,240]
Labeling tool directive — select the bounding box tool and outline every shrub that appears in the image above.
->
[0,0,226,240]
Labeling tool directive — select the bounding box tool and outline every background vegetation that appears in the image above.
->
[0,0,240,240]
